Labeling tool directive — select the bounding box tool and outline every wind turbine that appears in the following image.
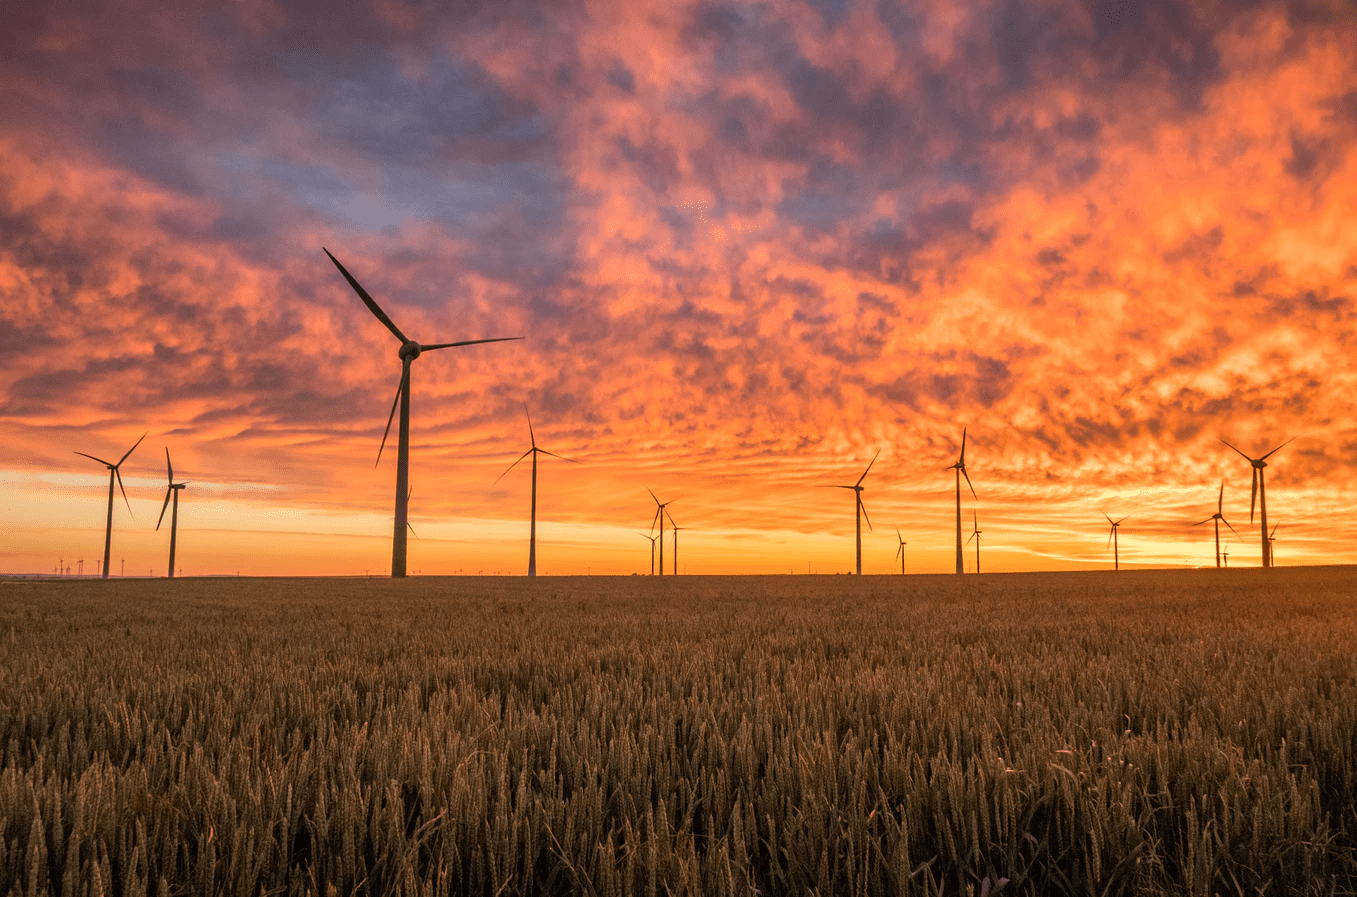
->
[819,450,878,575]
[648,490,674,575]
[495,404,579,576]
[947,429,976,575]
[966,511,982,573]
[1219,437,1293,568]
[894,529,907,575]
[1193,481,1239,569]
[325,248,522,578]
[1103,513,1126,571]
[75,432,146,580]
[667,509,686,575]
[1222,539,1230,568]
[1267,523,1280,564]
[639,532,659,575]
[156,448,188,579]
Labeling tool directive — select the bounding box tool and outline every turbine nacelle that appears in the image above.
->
[399,340,422,362]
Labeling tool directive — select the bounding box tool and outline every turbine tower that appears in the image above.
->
[75,432,146,580]
[667,510,686,575]
[156,448,188,579]
[639,532,659,575]
[947,429,976,575]
[1103,513,1126,571]
[325,248,521,578]
[1219,437,1293,568]
[1193,481,1239,569]
[648,490,674,575]
[894,528,907,575]
[495,404,579,576]
[966,511,982,573]
[820,450,878,575]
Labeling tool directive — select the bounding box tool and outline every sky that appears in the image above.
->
[2,0,1355,576]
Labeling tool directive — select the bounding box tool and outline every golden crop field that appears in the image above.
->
[2,568,1356,896]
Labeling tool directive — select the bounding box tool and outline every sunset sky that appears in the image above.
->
[2,0,1355,576]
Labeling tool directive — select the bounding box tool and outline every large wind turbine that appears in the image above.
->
[966,512,983,573]
[325,248,521,578]
[156,448,188,579]
[75,433,146,580]
[947,429,976,575]
[639,532,659,575]
[1103,513,1126,571]
[1219,436,1293,568]
[894,529,907,575]
[820,450,878,575]
[1193,481,1239,569]
[495,405,579,576]
[648,491,674,575]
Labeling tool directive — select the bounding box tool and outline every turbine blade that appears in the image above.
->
[115,469,132,517]
[419,337,523,351]
[157,488,172,530]
[165,447,174,484]
[117,432,147,467]
[859,496,872,531]
[647,487,660,506]
[1223,517,1240,537]
[1217,480,1224,514]
[895,543,903,559]
[819,484,855,490]
[75,451,114,466]
[1260,436,1296,460]
[1249,468,1258,523]
[524,403,536,449]
[967,532,976,545]
[650,507,661,533]
[1270,523,1280,538]
[959,427,967,465]
[962,468,976,500]
[1107,527,1114,549]
[1102,511,1114,525]
[857,449,880,486]
[1192,517,1213,526]
[1218,438,1254,463]
[493,449,533,485]
[538,449,581,463]
[376,367,408,467]
[324,248,407,343]
[896,527,903,542]
[407,520,419,540]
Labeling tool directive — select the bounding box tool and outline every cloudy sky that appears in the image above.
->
[2,0,1354,575]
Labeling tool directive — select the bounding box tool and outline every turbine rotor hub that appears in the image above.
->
[399,340,422,361]
[1255,460,1267,469]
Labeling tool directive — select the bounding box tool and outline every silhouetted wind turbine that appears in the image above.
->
[639,532,659,575]
[325,248,521,578]
[1267,523,1280,564]
[1104,512,1126,571]
[947,429,976,575]
[156,448,188,579]
[75,432,145,580]
[1222,539,1231,568]
[819,450,878,575]
[1219,436,1293,568]
[667,509,686,575]
[495,404,579,576]
[894,529,907,575]
[1193,480,1239,569]
[966,511,982,573]
[649,490,674,575]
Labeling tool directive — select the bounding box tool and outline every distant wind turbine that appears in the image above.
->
[648,490,675,575]
[495,404,579,576]
[947,429,977,575]
[667,510,686,575]
[156,448,188,579]
[1222,539,1231,568]
[1219,436,1293,568]
[1193,481,1239,569]
[966,511,982,573]
[1267,523,1280,564]
[639,532,659,575]
[894,529,907,575]
[819,450,879,575]
[75,432,146,580]
[1104,512,1126,571]
[325,248,522,578]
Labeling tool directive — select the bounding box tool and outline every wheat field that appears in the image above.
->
[2,568,1355,896]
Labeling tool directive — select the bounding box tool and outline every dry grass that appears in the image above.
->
[2,568,1355,895]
